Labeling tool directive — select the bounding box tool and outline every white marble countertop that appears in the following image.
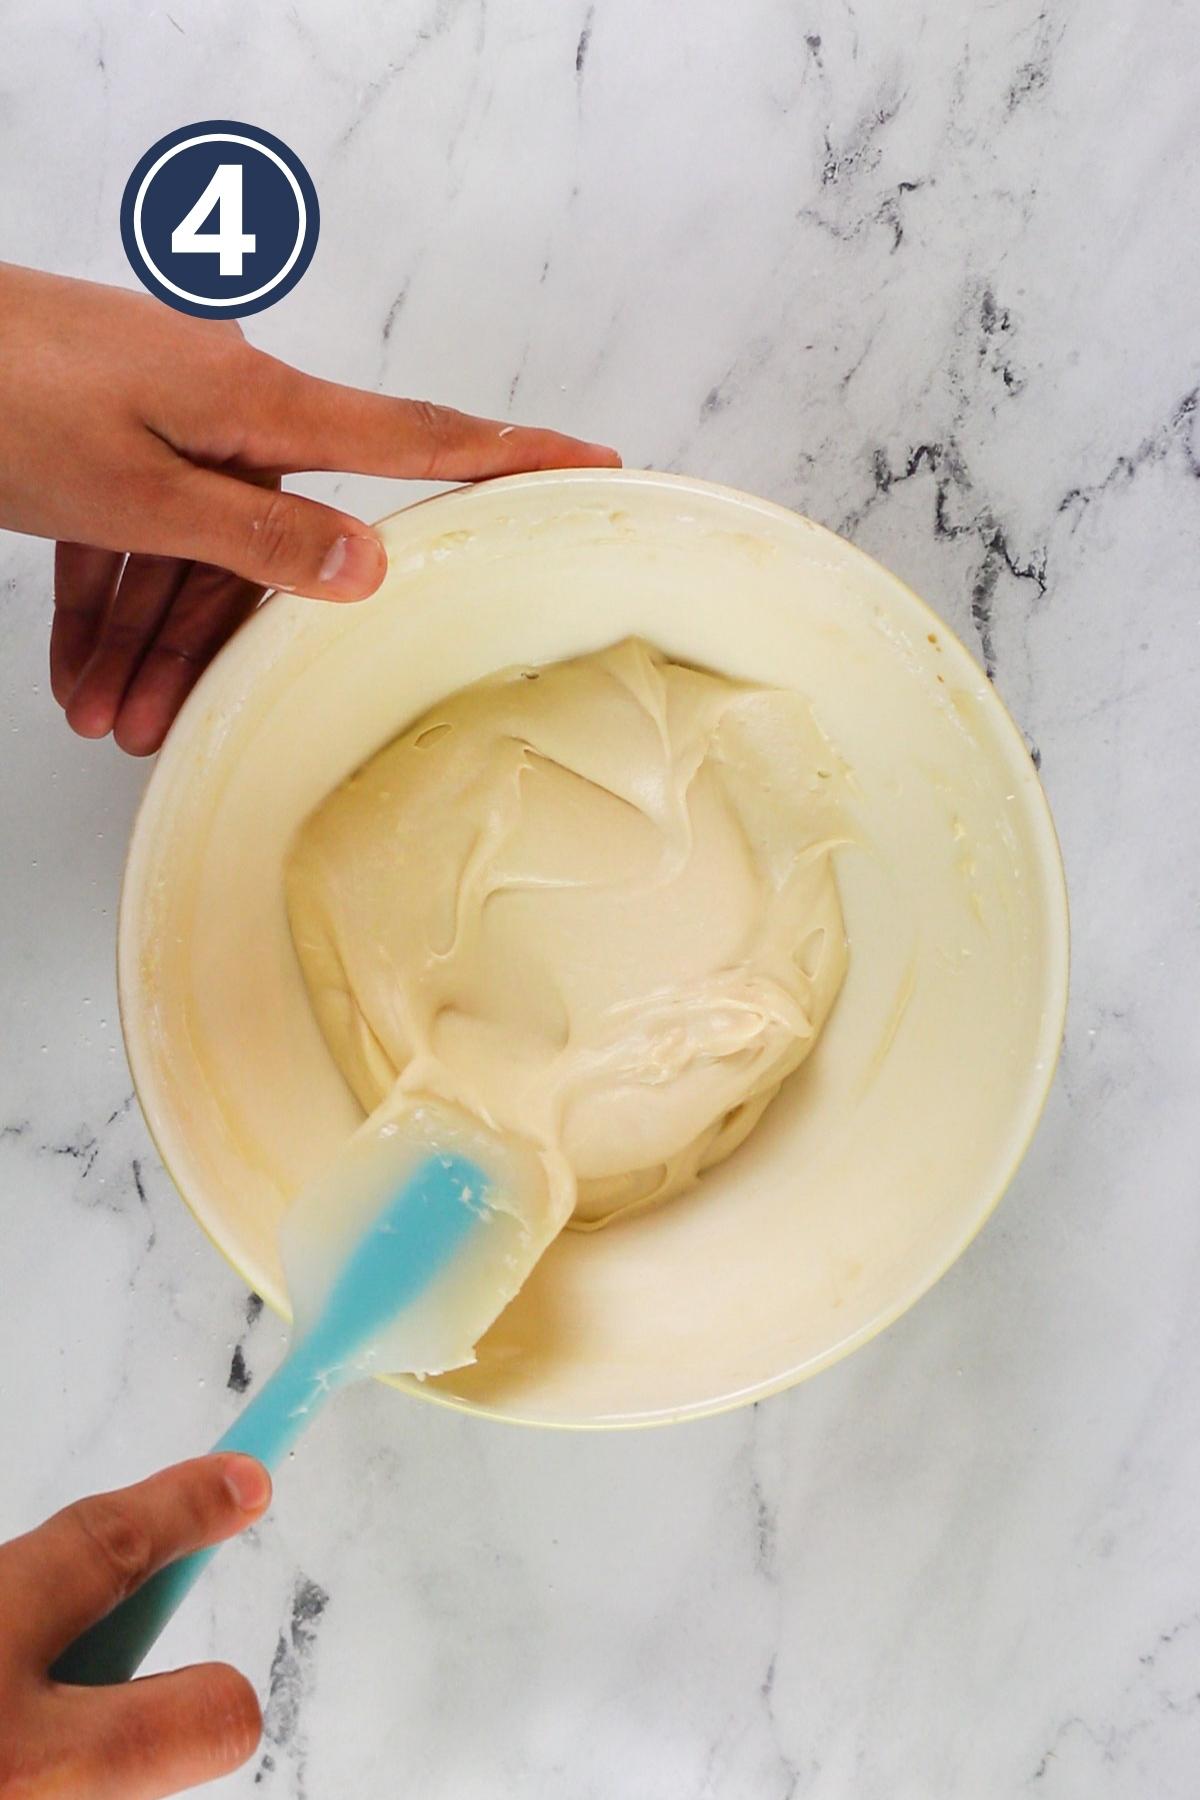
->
[2,2,1199,1794]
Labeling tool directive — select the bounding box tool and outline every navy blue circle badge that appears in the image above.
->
[120,121,319,318]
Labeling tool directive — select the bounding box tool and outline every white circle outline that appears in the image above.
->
[132,132,308,308]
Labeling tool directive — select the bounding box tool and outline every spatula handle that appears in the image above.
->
[49,1336,332,1688]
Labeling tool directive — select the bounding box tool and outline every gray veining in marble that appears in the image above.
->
[2,1,1199,1794]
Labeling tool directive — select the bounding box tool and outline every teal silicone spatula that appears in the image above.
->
[51,1097,555,1687]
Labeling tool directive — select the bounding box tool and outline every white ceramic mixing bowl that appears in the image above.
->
[119,470,1068,1427]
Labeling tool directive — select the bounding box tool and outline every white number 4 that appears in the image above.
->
[171,164,256,277]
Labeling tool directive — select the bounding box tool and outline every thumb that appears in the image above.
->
[6,1454,272,1668]
[153,465,387,600]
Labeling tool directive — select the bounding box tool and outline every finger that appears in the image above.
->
[71,1662,261,1800]
[148,465,387,600]
[2,1455,271,1663]
[245,359,622,482]
[113,563,265,756]
[65,553,189,740]
[51,543,124,705]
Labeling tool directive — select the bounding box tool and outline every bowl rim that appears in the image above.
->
[117,466,1071,1430]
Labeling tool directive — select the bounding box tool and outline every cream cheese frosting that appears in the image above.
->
[285,638,847,1237]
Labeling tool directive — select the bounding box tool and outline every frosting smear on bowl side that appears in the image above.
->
[286,638,847,1240]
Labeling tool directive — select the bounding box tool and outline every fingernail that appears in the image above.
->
[318,533,386,595]
[223,1455,272,1513]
